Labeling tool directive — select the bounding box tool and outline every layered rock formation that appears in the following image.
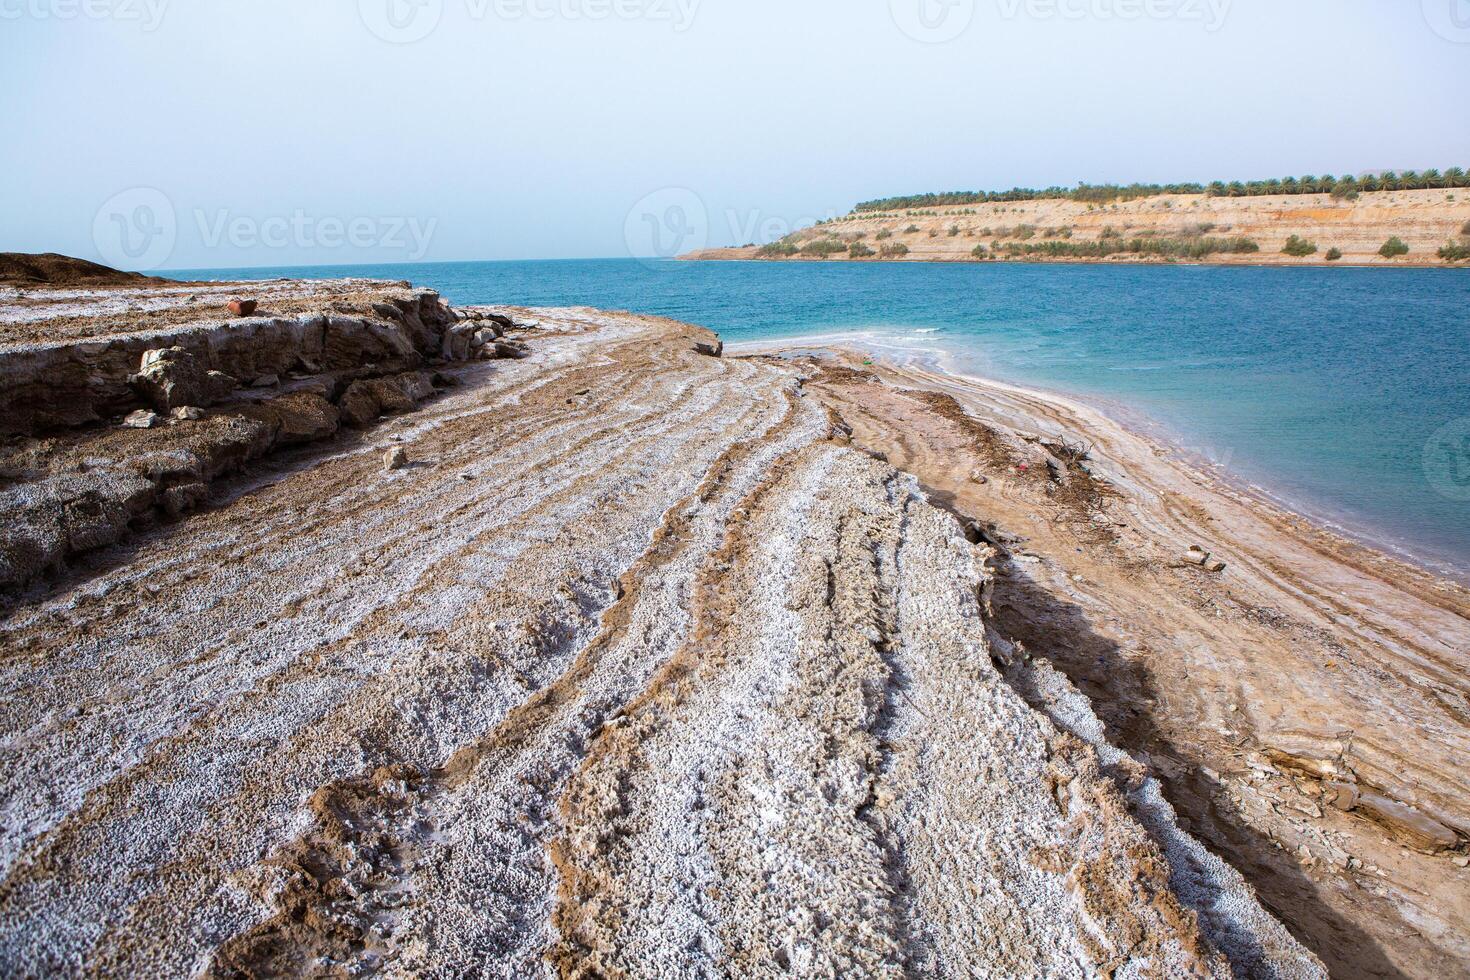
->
[0,281,538,591]
[0,285,1323,977]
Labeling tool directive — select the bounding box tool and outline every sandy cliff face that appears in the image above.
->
[684,188,1470,267]
[0,285,1324,977]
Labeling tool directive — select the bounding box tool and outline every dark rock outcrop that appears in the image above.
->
[0,288,456,436]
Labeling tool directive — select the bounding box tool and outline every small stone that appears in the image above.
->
[122,409,160,429]
[171,406,205,421]
[694,340,724,358]
[228,299,258,316]
[1205,559,1228,573]
[971,470,989,484]
[251,375,279,388]
[1454,855,1470,868]
[1183,549,1210,566]
[384,447,409,472]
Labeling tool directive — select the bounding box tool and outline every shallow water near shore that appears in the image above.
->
[167,257,1470,576]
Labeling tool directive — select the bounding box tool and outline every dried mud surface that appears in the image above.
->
[0,292,1333,977]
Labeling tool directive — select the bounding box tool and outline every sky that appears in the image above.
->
[2,0,1468,269]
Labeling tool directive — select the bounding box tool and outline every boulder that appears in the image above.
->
[384,447,409,472]
[493,341,530,360]
[122,409,160,429]
[131,348,237,412]
[442,323,477,362]
[171,406,206,422]
[339,372,436,427]
[228,299,258,317]
[240,392,341,447]
[339,383,383,428]
[694,340,724,358]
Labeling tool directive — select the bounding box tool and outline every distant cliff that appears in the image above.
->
[683,188,1470,267]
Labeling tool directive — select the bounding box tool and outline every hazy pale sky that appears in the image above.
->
[2,0,1467,269]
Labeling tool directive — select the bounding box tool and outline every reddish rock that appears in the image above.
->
[228,299,258,317]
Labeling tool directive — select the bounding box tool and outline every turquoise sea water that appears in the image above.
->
[166,258,1470,577]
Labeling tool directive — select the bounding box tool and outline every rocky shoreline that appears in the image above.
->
[746,342,1470,977]
[0,273,1463,976]
[0,280,536,591]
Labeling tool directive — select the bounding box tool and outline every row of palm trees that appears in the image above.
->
[853,169,1469,212]
[1209,169,1468,197]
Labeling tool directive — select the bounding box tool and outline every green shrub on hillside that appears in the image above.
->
[905,224,920,233]
[999,235,1260,260]
[875,230,893,240]
[948,225,961,237]
[756,240,799,258]
[848,242,875,258]
[800,238,848,258]
[1439,241,1470,261]
[971,244,988,259]
[1325,247,1343,261]
[879,243,909,258]
[1379,237,1410,258]
[1282,235,1318,257]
